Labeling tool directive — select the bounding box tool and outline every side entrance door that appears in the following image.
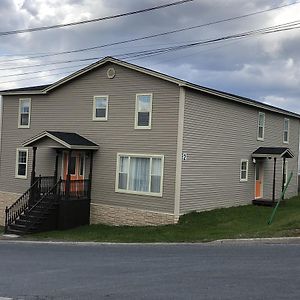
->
[255,161,263,199]
[63,151,85,192]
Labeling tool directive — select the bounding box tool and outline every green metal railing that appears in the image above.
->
[268,171,293,225]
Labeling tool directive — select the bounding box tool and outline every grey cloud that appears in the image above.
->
[1,0,300,113]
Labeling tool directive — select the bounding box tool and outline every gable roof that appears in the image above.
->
[23,131,99,150]
[1,56,300,119]
[252,147,294,158]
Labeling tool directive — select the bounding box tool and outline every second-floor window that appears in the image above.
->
[257,112,265,141]
[135,93,152,129]
[18,98,31,128]
[283,118,289,143]
[93,96,108,121]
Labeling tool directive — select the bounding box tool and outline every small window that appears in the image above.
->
[257,112,265,141]
[135,94,152,129]
[69,156,76,175]
[240,159,248,182]
[283,118,289,144]
[116,154,163,196]
[79,154,85,176]
[283,160,288,186]
[15,149,28,179]
[93,96,108,121]
[18,98,31,128]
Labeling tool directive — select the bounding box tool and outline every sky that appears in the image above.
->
[0,0,300,113]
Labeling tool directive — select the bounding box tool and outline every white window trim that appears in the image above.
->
[283,118,289,144]
[15,148,29,179]
[282,160,288,186]
[92,95,109,121]
[240,159,248,182]
[18,98,31,128]
[134,93,153,129]
[257,112,265,141]
[115,153,164,197]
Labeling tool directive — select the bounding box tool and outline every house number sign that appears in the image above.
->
[182,152,188,161]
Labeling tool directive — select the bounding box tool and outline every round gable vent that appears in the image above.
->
[107,67,116,79]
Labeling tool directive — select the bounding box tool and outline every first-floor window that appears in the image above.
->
[283,160,288,186]
[116,154,163,196]
[16,149,28,179]
[240,159,248,182]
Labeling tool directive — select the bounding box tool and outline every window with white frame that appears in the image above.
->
[93,96,108,121]
[283,118,289,143]
[257,112,265,141]
[18,98,31,128]
[283,160,288,186]
[116,154,163,196]
[135,94,152,129]
[16,149,28,179]
[240,159,248,182]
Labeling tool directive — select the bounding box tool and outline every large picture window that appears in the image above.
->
[93,96,108,121]
[15,148,28,179]
[18,98,31,128]
[116,154,164,196]
[135,94,152,129]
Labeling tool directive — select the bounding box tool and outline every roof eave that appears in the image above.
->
[2,56,300,119]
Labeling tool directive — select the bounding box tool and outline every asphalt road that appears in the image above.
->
[0,240,300,299]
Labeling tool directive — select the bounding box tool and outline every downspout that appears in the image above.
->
[174,86,185,221]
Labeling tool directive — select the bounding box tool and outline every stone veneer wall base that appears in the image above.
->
[0,191,21,226]
[90,203,178,226]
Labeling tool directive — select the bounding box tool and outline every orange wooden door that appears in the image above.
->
[255,163,262,198]
[63,152,85,192]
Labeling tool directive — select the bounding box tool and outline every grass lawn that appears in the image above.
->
[27,196,300,243]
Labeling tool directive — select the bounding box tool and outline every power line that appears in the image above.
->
[1,19,300,85]
[0,0,193,37]
[1,63,91,78]
[2,1,299,64]
[0,69,81,85]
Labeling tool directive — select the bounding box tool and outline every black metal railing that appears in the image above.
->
[5,179,40,233]
[5,176,91,233]
[60,179,90,200]
[34,176,56,195]
[23,179,62,234]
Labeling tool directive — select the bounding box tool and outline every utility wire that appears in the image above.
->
[0,0,193,37]
[1,19,300,83]
[1,0,299,64]
[1,19,300,72]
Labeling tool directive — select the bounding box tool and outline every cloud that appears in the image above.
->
[0,0,300,113]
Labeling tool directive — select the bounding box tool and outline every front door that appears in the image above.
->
[255,161,263,198]
[63,151,85,192]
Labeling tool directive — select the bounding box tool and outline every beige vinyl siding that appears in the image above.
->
[0,63,179,214]
[180,89,299,214]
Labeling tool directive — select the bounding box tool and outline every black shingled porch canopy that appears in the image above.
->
[22,131,99,150]
[252,147,294,159]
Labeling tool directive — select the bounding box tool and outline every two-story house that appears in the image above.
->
[0,56,299,234]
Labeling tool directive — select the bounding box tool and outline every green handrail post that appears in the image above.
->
[268,171,293,225]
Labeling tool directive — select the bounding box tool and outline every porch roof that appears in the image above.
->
[252,147,294,158]
[23,131,99,150]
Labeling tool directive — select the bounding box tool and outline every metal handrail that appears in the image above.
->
[24,179,62,234]
[5,179,40,232]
